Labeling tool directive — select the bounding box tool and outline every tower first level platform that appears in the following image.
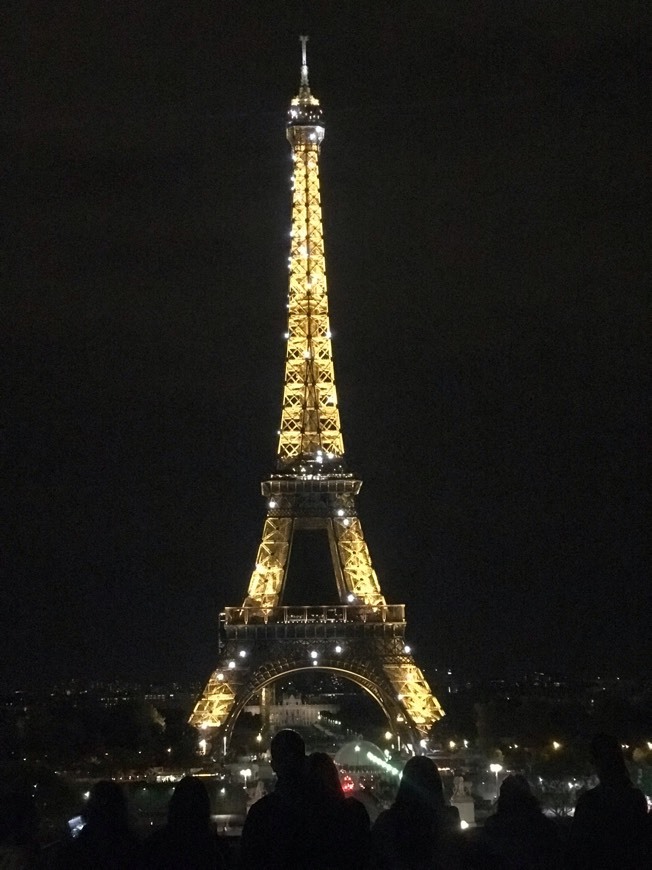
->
[191,604,444,749]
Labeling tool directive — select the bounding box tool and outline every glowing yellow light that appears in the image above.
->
[189,39,445,742]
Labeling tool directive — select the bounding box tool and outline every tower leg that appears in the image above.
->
[260,683,275,738]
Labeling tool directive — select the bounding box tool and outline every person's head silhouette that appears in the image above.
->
[270,728,305,783]
[590,733,630,787]
[168,776,211,832]
[497,774,540,814]
[395,756,445,811]
[0,790,37,846]
[306,751,344,800]
[84,781,129,833]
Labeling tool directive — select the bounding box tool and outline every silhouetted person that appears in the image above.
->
[371,755,462,869]
[142,776,229,869]
[239,729,307,870]
[303,751,370,870]
[54,780,140,869]
[567,733,650,869]
[0,789,40,868]
[477,773,562,868]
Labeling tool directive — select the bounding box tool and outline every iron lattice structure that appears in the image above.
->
[190,38,444,748]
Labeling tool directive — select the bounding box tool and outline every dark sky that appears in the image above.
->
[5,2,650,691]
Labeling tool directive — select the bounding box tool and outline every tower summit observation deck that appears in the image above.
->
[190,38,444,750]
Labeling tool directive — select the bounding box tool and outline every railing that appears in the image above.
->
[222,604,405,626]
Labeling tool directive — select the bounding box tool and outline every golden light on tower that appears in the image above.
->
[280,35,342,463]
[190,37,444,746]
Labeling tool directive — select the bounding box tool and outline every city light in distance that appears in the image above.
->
[366,751,401,777]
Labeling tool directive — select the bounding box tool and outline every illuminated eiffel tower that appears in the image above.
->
[190,38,444,751]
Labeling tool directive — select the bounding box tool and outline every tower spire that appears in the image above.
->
[300,34,309,89]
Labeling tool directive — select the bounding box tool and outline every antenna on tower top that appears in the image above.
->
[299,35,309,88]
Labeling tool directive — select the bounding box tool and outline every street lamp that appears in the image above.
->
[489,763,503,798]
[240,768,252,789]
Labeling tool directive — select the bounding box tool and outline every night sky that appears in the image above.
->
[5,2,649,691]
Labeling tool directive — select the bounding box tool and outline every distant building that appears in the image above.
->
[245,693,338,728]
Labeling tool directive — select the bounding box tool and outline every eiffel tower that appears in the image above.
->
[190,37,444,751]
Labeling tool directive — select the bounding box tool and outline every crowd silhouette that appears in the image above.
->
[1,729,650,868]
[0,788,40,868]
[470,773,562,868]
[141,776,230,869]
[566,733,650,869]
